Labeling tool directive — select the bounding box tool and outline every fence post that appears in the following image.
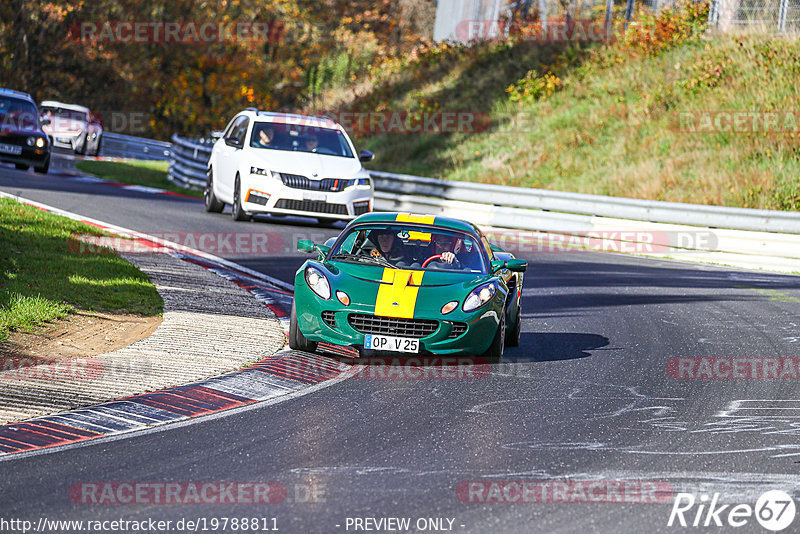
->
[778,0,788,30]
[604,0,614,38]
[624,0,636,29]
[539,0,548,31]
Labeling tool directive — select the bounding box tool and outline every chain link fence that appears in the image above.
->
[709,0,800,31]
[434,0,800,41]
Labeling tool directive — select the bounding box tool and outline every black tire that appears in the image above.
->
[231,174,251,222]
[289,300,317,353]
[33,156,50,174]
[204,167,224,213]
[14,163,28,171]
[506,298,522,347]
[483,312,505,363]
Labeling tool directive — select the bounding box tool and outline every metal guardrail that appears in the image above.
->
[369,171,800,235]
[167,134,800,235]
[99,132,171,161]
[165,134,800,271]
[168,134,213,189]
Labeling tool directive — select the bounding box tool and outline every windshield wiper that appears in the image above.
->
[330,253,397,269]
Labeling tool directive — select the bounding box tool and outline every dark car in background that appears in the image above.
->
[0,88,50,173]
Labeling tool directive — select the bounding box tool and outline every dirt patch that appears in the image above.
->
[0,311,162,361]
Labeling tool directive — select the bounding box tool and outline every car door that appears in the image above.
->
[216,116,247,201]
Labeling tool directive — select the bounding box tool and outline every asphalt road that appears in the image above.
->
[2,158,800,533]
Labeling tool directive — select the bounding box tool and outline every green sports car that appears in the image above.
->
[289,212,527,362]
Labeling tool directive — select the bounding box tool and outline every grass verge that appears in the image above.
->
[75,160,202,198]
[316,1,799,211]
[0,198,163,341]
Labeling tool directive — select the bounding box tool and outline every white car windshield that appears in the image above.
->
[41,107,89,122]
[250,122,354,158]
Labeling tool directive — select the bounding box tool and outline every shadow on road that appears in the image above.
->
[508,332,610,363]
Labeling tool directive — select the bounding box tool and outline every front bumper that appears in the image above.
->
[240,173,372,220]
[294,281,500,356]
[0,146,50,167]
[49,132,84,151]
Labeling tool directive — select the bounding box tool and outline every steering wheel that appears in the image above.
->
[421,254,442,268]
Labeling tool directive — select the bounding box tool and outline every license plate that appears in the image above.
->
[0,143,21,155]
[364,334,419,353]
[303,192,327,202]
[57,137,71,144]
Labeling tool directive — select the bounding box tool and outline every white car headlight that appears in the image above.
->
[250,167,269,176]
[345,177,372,191]
[305,266,331,300]
[462,282,497,313]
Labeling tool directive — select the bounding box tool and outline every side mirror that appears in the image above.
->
[491,259,528,273]
[297,239,315,253]
[224,136,241,148]
[40,118,51,127]
[359,150,374,163]
[298,240,331,259]
[505,259,527,272]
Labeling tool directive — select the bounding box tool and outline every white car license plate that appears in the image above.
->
[303,192,327,202]
[364,334,419,353]
[0,143,21,155]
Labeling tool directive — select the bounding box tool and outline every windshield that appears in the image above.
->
[0,97,39,130]
[40,107,89,131]
[329,224,488,273]
[250,122,354,158]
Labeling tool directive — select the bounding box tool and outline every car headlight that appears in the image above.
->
[345,177,372,191]
[26,137,35,146]
[250,167,270,176]
[305,266,331,300]
[462,282,497,313]
[35,137,45,148]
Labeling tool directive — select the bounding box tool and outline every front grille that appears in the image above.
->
[353,200,370,216]
[274,199,347,215]
[348,314,439,339]
[279,173,349,192]
[448,322,468,339]
[321,311,337,328]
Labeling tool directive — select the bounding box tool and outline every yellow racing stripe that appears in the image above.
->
[396,213,435,224]
[374,268,425,318]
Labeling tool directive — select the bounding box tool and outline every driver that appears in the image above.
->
[304,133,319,152]
[431,234,460,267]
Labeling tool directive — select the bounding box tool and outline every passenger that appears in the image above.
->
[368,228,409,265]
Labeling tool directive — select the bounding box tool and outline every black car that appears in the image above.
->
[0,88,51,173]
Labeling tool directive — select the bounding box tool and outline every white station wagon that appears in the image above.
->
[205,109,374,223]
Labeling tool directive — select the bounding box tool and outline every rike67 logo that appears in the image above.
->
[668,490,796,531]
